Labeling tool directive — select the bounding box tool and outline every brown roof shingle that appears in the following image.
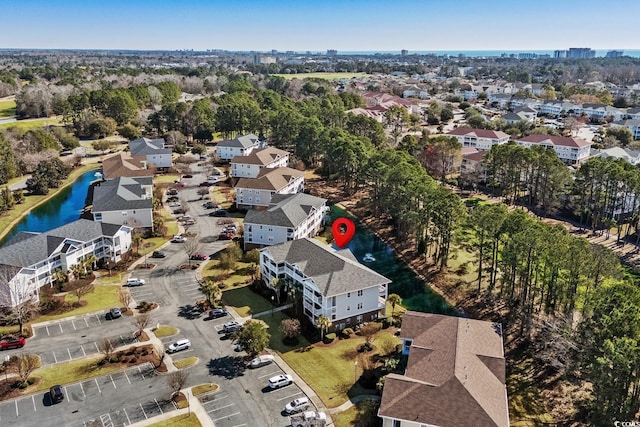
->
[378,312,509,427]
[230,147,289,166]
[235,167,303,191]
[447,127,510,140]
[516,134,591,148]
[102,153,152,180]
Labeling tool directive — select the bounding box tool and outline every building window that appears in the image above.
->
[357,303,363,310]
[347,292,351,298]
[347,305,350,311]
[393,420,401,427]
[357,290,363,297]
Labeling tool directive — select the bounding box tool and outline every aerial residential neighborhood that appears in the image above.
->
[1,2,640,426]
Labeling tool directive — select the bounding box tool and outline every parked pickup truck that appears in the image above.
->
[289,411,327,427]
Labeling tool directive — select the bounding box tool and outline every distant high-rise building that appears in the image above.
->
[253,54,276,65]
[554,50,567,58]
[326,49,337,56]
[567,48,596,58]
[606,50,624,58]
[518,52,538,59]
[271,49,278,55]
[401,49,408,56]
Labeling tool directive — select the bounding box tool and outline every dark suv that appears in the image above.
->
[0,336,25,350]
[50,385,64,403]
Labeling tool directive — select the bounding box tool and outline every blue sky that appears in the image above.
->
[3,0,639,51]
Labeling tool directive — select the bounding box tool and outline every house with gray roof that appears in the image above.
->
[231,146,289,178]
[91,176,154,228]
[259,238,390,329]
[611,119,640,140]
[216,133,262,161]
[0,219,132,307]
[378,312,509,427]
[243,193,328,249]
[129,137,172,169]
[235,167,305,208]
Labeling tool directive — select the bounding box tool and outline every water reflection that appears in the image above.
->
[330,206,455,315]
[1,170,98,246]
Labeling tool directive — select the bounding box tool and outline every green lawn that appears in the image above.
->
[154,174,181,184]
[153,325,178,338]
[0,163,100,242]
[0,98,16,118]
[148,413,202,427]
[29,356,122,394]
[0,116,63,130]
[333,401,380,427]
[258,310,310,353]
[270,72,369,81]
[191,383,219,396]
[94,272,126,285]
[37,284,121,323]
[281,332,399,408]
[202,259,253,288]
[173,357,198,369]
[221,286,272,317]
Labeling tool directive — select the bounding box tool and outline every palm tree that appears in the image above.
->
[70,263,84,281]
[132,230,144,255]
[315,315,332,341]
[387,293,402,317]
[199,280,222,307]
[83,254,98,275]
[51,268,68,291]
[270,278,282,304]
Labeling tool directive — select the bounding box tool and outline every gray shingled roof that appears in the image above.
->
[244,193,326,228]
[129,138,168,156]
[0,219,125,269]
[92,177,153,212]
[217,133,260,149]
[261,238,390,296]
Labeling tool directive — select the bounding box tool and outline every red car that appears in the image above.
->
[190,253,208,261]
[218,233,234,240]
[0,336,26,350]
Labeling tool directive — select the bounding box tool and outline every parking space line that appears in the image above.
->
[84,317,90,327]
[81,344,86,357]
[94,378,101,393]
[59,323,63,333]
[71,319,76,330]
[95,342,100,352]
[123,407,131,424]
[258,370,282,379]
[139,403,148,419]
[154,398,163,414]
[138,366,146,380]
[208,403,235,412]
[32,395,36,411]
[231,424,247,427]
[67,348,72,360]
[64,386,69,403]
[109,375,117,389]
[202,395,227,405]
[277,391,303,402]
[124,371,131,384]
[212,412,240,422]
[95,314,101,325]
[79,382,86,397]
[15,399,18,416]
[45,325,50,336]
[52,351,58,363]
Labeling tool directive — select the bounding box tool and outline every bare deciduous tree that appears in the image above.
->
[183,238,201,265]
[0,267,39,336]
[133,313,152,338]
[98,338,115,360]
[13,354,41,385]
[118,289,132,311]
[73,284,95,305]
[166,370,190,398]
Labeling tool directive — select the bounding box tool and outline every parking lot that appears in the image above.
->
[0,364,178,426]
[198,363,313,427]
[32,312,106,338]
[34,333,137,366]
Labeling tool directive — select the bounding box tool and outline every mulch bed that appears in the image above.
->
[135,264,156,270]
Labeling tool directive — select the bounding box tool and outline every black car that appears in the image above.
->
[202,201,217,209]
[209,308,228,318]
[50,385,64,403]
[199,181,215,187]
[152,251,167,258]
[210,209,228,217]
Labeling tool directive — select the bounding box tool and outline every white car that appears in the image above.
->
[268,374,293,389]
[126,278,145,287]
[168,202,181,207]
[284,396,310,414]
[249,354,275,368]
[171,235,187,243]
[167,339,191,353]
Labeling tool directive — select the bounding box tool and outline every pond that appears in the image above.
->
[0,170,100,246]
[329,206,455,315]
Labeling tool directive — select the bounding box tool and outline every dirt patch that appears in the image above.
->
[135,264,156,270]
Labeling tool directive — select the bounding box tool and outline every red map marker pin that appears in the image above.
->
[332,217,355,248]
